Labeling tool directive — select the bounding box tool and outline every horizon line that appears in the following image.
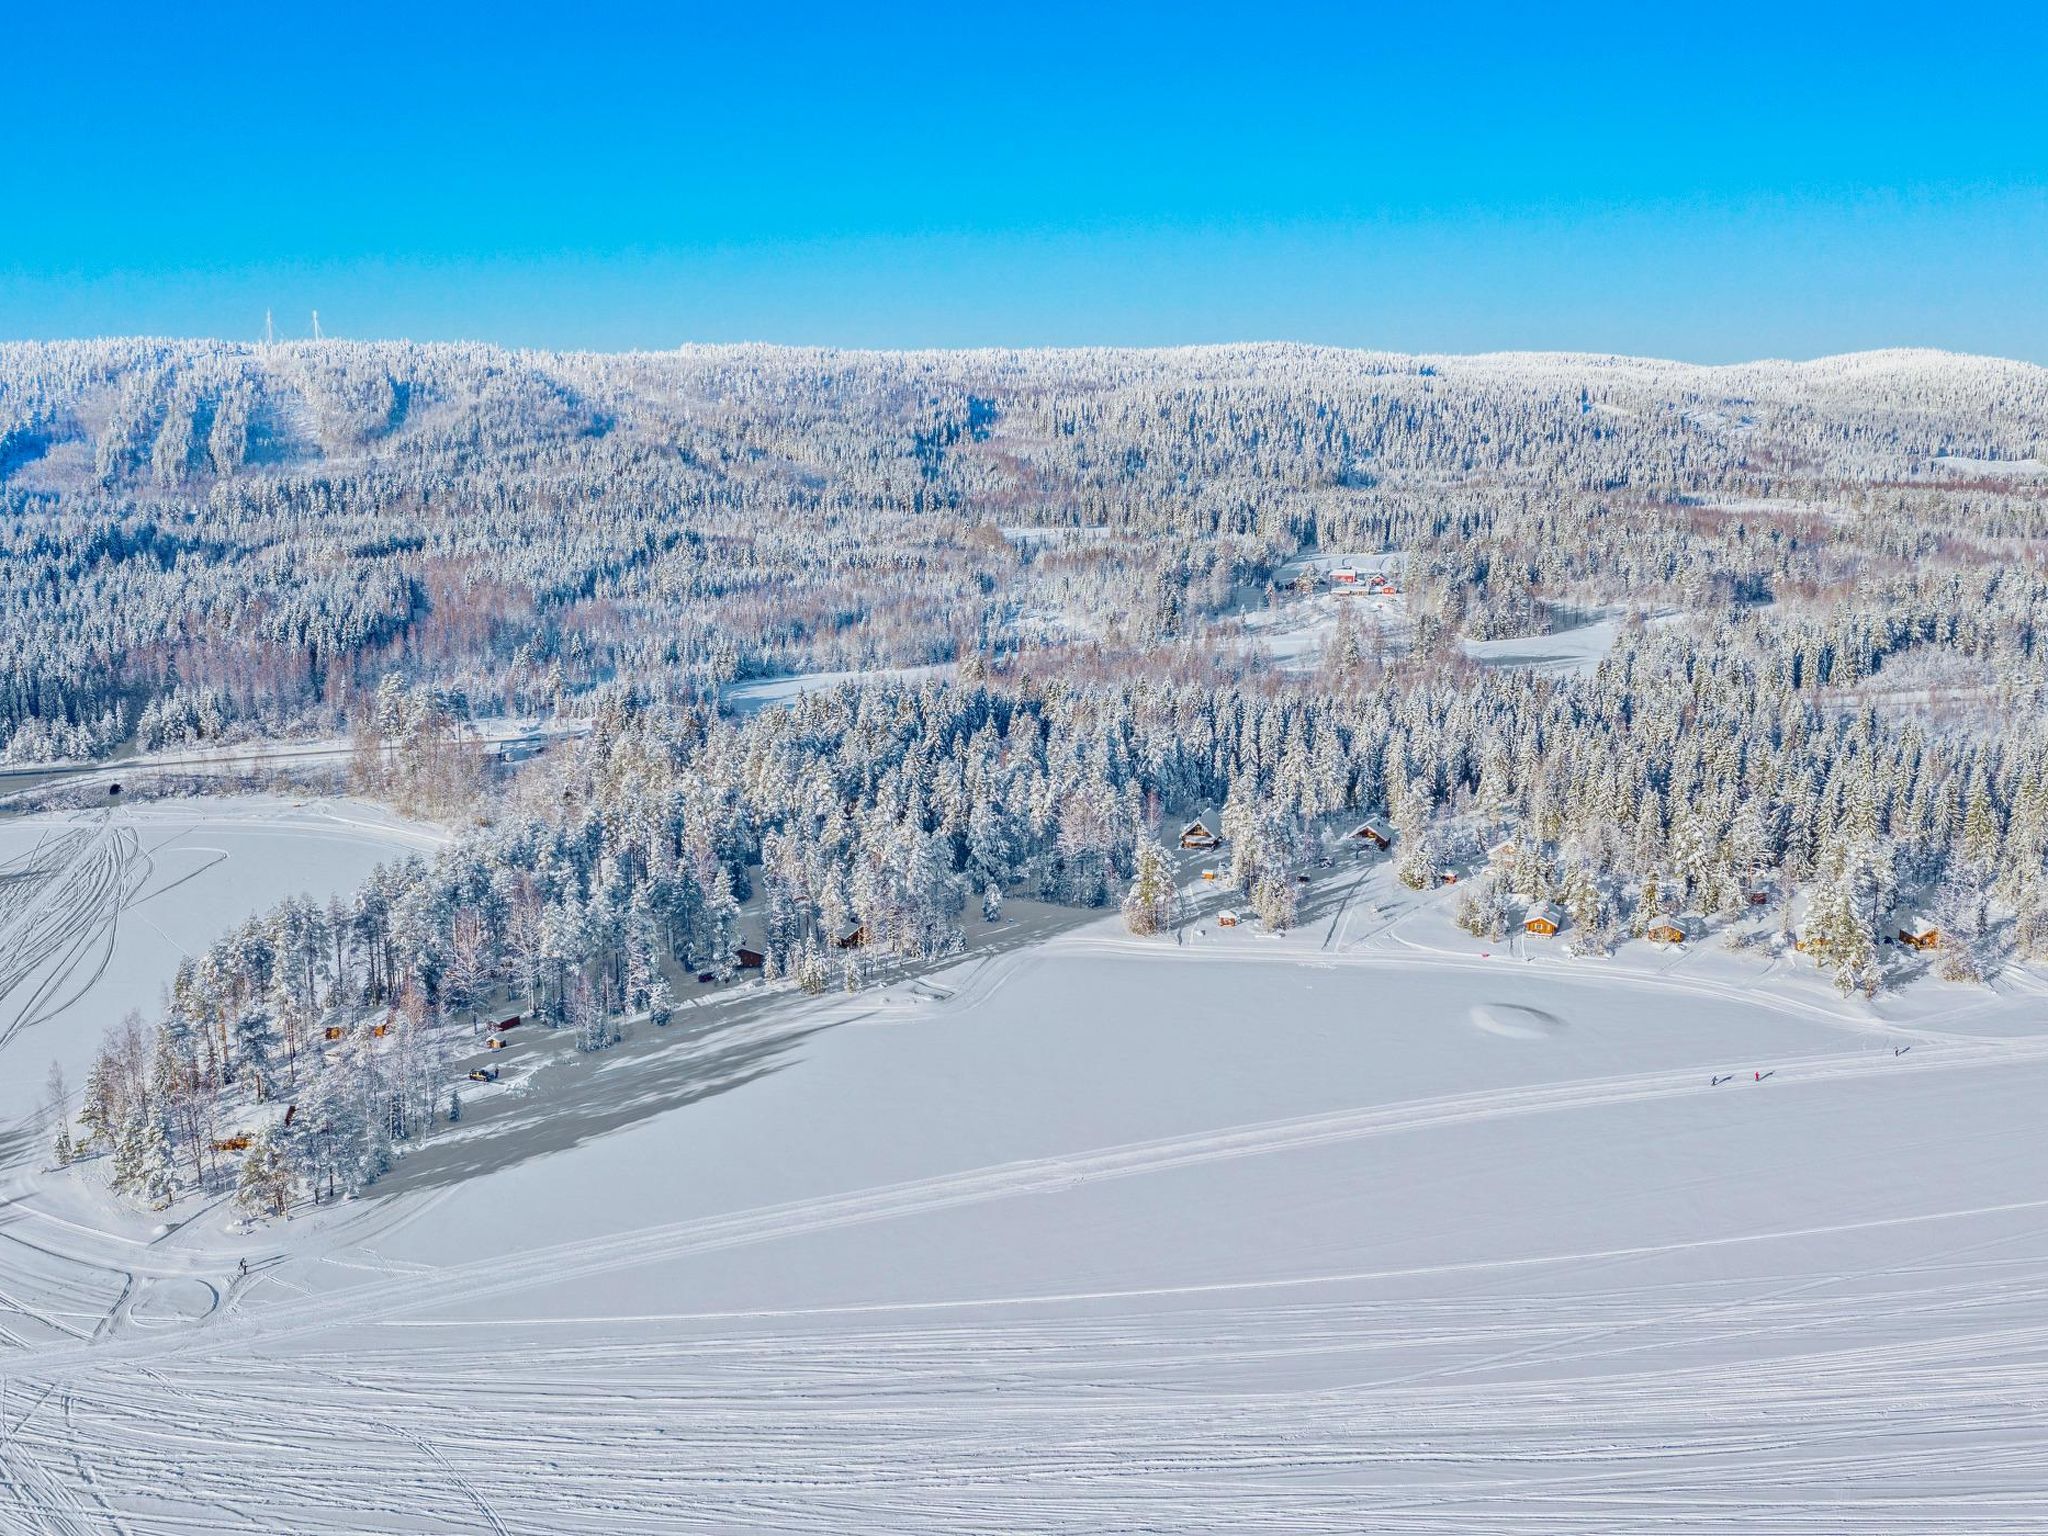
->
[2,335,2040,373]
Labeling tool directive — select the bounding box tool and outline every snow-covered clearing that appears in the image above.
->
[1929,453,2048,476]
[721,663,956,717]
[1690,495,1839,518]
[7,840,2048,1531]
[0,718,585,807]
[1242,576,1409,673]
[998,525,1119,547]
[1462,607,1687,678]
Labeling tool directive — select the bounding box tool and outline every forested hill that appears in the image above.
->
[3,339,2045,767]
[25,341,2048,1206]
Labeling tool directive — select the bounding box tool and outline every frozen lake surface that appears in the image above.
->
[7,854,2048,1531]
[0,797,441,1126]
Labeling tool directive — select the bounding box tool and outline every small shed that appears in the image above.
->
[1646,918,1688,946]
[1179,819,1219,850]
[1897,915,1940,951]
[735,946,766,971]
[1348,820,1391,850]
[1524,902,1562,937]
[1439,871,1460,886]
[834,925,867,950]
[1217,910,1241,928]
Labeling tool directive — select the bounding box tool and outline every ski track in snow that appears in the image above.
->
[13,1200,2048,1533]
[9,1025,2048,1531]
[6,829,2048,1529]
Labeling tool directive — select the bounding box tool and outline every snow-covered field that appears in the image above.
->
[1929,453,2048,476]
[1462,607,1688,678]
[0,718,586,807]
[7,829,2048,1532]
[1243,589,1410,671]
[721,663,956,716]
[1243,558,1410,673]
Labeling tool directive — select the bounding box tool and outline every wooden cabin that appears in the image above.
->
[496,1014,522,1031]
[1348,821,1391,850]
[210,1135,252,1153]
[1217,910,1241,928]
[1523,902,1562,937]
[834,926,867,950]
[1897,916,1940,951]
[1179,819,1220,850]
[370,1022,392,1038]
[1439,871,1459,885]
[323,1025,346,1041]
[735,946,766,971]
[1646,918,1688,946]
[1330,567,1359,586]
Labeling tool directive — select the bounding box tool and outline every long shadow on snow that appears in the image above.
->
[374,1007,826,1199]
[370,900,1106,1202]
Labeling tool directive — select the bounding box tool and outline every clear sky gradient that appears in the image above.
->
[5,1,2044,360]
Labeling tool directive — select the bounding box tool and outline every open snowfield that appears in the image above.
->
[721,663,956,717]
[0,719,584,809]
[7,837,2048,1532]
[1461,608,1689,679]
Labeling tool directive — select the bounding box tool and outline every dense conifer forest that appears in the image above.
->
[12,339,2046,1205]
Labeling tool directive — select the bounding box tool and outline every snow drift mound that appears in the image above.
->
[1470,1003,1567,1040]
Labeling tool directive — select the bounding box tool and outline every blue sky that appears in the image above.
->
[4,1,2044,359]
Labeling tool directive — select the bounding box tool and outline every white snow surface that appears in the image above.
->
[1930,453,2048,475]
[721,662,955,716]
[0,797,443,1126]
[1462,607,1689,678]
[7,839,2048,1530]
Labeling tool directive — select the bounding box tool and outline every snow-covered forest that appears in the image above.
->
[11,339,2048,1208]
[6,339,2045,758]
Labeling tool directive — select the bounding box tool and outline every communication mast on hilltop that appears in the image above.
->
[311,310,323,341]
[264,309,274,346]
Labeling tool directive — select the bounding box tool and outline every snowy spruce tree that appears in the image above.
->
[1121,839,1181,936]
